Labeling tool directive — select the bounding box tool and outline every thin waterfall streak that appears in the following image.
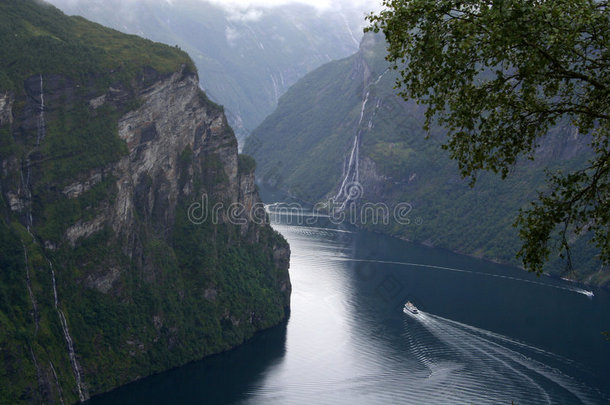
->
[335,131,361,200]
[20,76,87,400]
[37,74,45,147]
[22,242,39,335]
[48,259,85,401]
[58,307,85,402]
[29,345,44,397]
[270,72,279,104]
[29,346,39,370]
[340,12,360,47]
[354,140,359,182]
[20,158,33,230]
[48,259,58,308]
[374,68,389,85]
[334,69,389,210]
[334,92,369,204]
[49,360,65,405]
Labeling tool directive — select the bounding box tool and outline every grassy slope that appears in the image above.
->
[0,0,194,90]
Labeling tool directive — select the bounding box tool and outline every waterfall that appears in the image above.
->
[48,259,58,307]
[21,242,39,334]
[28,345,44,394]
[270,73,279,104]
[49,361,65,405]
[340,12,360,48]
[20,75,45,230]
[20,159,33,231]
[19,74,87,401]
[36,74,45,147]
[333,70,388,211]
[333,92,369,208]
[48,258,86,402]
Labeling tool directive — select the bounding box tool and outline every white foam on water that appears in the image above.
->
[404,310,600,404]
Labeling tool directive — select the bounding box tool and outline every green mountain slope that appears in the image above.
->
[245,34,608,288]
[46,0,368,142]
[0,1,290,402]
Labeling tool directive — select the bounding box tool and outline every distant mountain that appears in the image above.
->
[245,33,609,288]
[47,0,370,143]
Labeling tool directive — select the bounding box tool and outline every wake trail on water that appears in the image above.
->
[269,219,594,298]
[330,257,595,297]
[404,310,601,404]
[266,221,604,403]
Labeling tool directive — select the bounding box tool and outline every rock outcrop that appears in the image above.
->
[0,91,13,126]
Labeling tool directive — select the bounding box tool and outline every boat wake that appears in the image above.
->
[403,311,602,404]
[271,218,596,298]
[331,258,595,298]
[265,220,604,404]
[574,288,595,297]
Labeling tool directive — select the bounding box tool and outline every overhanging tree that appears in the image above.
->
[367,0,610,275]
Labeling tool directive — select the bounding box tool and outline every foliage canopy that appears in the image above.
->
[367,0,610,275]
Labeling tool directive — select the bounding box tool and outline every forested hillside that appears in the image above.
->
[245,34,608,287]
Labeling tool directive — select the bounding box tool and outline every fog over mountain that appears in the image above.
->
[46,0,381,144]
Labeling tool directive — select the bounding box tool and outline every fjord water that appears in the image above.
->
[88,193,610,404]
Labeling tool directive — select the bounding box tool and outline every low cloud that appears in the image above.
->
[204,0,380,13]
[225,26,241,44]
[47,0,381,14]
[226,7,264,22]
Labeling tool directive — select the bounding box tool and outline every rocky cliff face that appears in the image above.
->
[0,92,12,125]
[0,2,290,402]
[0,64,291,403]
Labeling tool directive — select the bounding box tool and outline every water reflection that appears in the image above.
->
[87,200,610,404]
[240,221,362,404]
[86,322,288,405]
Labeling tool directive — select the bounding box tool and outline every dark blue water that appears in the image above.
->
[87,194,610,404]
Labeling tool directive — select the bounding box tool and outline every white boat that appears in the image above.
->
[403,301,418,314]
[579,289,595,297]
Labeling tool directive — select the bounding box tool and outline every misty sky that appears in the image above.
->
[50,0,382,11]
[47,0,383,29]
[205,0,381,11]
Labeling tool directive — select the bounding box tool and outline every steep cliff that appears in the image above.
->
[245,33,608,287]
[0,1,290,403]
